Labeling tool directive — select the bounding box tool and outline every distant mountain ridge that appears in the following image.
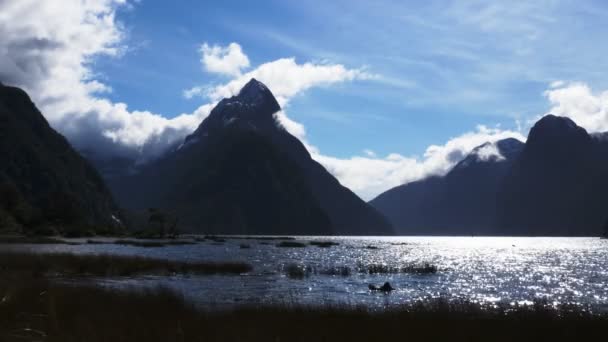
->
[370,138,525,235]
[497,115,608,236]
[371,115,608,236]
[110,79,392,235]
[0,83,121,235]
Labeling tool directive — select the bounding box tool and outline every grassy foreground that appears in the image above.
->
[1,273,607,342]
[0,251,252,276]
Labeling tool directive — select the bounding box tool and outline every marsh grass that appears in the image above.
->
[86,239,110,244]
[284,263,312,279]
[0,251,252,277]
[359,263,437,275]
[318,266,352,277]
[309,241,340,248]
[284,262,437,279]
[246,236,296,241]
[1,276,606,342]
[114,239,198,248]
[0,236,77,245]
[204,235,227,243]
[276,241,307,248]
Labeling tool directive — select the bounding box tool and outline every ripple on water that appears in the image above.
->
[2,236,608,310]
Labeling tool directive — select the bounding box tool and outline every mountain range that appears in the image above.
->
[0,82,121,235]
[2,78,607,237]
[371,115,608,236]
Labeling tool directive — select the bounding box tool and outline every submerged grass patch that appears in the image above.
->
[359,263,438,275]
[0,251,252,277]
[113,239,198,248]
[309,241,340,248]
[1,276,606,342]
[276,241,307,248]
[284,263,312,279]
[283,262,438,279]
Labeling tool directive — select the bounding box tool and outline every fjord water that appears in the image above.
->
[5,237,608,311]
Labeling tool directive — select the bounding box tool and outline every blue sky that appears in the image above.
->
[96,0,608,158]
[2,0,608,198]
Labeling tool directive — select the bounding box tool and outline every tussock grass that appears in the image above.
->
[0,251,252,277]
[1,276,606,342]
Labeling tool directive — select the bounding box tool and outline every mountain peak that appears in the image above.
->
[183,79,281,146]
[454,138,523,170]
[234,78,275,105]
[495,138,524,159]
[527,114,590,148]
[534,114,579,131]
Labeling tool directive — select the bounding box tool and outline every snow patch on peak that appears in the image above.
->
[474,143,505,162]
[223,116,238,126]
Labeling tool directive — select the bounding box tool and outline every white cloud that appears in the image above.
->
[182,85,207,99]
[0,0,212,160]
[200,42,250,76]
[474,143,505,162]
[544,82,608,133]
[311,126,524,201]
[549,80,565,88]
[363,149,376,157]
[203,57,375,106]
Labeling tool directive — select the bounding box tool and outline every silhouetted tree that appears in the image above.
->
[148,208,166,238]
[167,215,179,238]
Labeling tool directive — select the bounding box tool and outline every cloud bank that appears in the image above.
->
[0,0,207,159]
[311,126,524,200]
[545,82,608,133]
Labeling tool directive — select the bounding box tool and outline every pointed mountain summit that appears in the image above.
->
[370,138,524,235]
[0,83,121,235]
[185,79,280,145]
[112,79,392,235]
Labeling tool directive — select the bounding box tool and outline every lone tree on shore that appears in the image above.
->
[148,208,166,238]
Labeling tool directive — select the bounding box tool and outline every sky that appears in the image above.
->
[1,0,608,200]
